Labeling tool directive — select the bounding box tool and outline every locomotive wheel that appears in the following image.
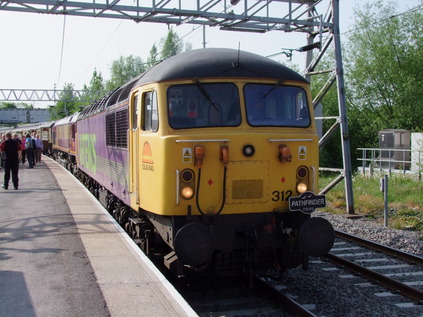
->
[107,197,116,215]
[119,208,130,225]
[124,222,133,236]
[135,221,152,254]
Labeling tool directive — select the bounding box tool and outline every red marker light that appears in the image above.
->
[278,144,292,163]
[194,146,205,168]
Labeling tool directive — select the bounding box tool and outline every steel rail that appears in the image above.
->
[323,230,423,302]
[335,230,423,267]
[323,252,423,302]
[253,275,318,317]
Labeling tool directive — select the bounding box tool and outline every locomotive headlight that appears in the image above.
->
[297,182,308,194]
[296,166,309,194]
[181,186,194,200]
[242,144,255,157]
[179,169,195,200]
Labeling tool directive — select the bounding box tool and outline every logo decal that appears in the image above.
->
[142,142,154,164]
[79,133,97,172]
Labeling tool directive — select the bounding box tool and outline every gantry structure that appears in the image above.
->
[0,0,354,213]
[0,89,110,103]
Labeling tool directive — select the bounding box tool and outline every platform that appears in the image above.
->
[0,157,197,317]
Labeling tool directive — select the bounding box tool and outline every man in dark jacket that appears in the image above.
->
[25,133,35,168]
[0,132,20,190]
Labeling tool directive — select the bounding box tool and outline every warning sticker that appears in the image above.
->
[182,148,192,163]
[298,146,307,160]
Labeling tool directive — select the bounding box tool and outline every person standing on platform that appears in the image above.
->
[0,132,20,190]
[20,134,27,165]
[34,134,43,163]
[13,134,22,164]
[0,133,5,169]
[25,133,35,168]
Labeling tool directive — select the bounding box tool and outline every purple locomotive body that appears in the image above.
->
[77,102,130,206]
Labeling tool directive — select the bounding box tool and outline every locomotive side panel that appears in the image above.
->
[77,104,130,205]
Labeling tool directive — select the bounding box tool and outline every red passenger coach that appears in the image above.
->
[52,113,79,171]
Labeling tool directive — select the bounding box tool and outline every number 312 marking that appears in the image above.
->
[272,190,293,202]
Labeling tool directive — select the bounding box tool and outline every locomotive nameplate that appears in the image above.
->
[289,191,326,214]
[232,180,263,199]
[226,161,269,204]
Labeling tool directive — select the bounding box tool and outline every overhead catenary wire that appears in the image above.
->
[75,20,124,88]
[339,3,423,36]
[57,15,67,88]
[265,3,423,62]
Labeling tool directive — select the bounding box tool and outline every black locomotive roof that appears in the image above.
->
[135,48,308,86]
[78,48,308,119]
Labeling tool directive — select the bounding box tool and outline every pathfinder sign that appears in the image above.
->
[289,192,326,214]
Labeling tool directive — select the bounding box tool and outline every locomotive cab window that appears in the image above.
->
[131,94,139,130]
[167,83,241,129]
[244,84,310,127]
[142,91,158,132]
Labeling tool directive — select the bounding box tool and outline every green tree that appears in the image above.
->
[80,69,106,109]
[160,29,184,60]
[105,55,146,90]
[18,103,34,109]
[0,102,17,109]
[313,1,423,170]
[49,83,77,119]
[0,102,33,109]
[345,0,423,132]
[147,44,159,69]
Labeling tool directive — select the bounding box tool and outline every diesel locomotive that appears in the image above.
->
[52,48,335,276]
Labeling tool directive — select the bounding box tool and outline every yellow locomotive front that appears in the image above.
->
[128,48,334,276]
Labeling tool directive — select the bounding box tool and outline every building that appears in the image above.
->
[0,108,51,124]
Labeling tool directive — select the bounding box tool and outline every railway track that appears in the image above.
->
[325,230,423,302]
[253,275,318,317]
[56,154,423,315]
[119,215,423,315]
[174,274,318,317]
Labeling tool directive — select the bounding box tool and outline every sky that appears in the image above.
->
[0,0,420,108]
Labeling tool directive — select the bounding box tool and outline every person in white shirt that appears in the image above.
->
[34,134,44,163]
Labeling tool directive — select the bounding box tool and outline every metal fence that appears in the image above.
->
[357,148,422,177]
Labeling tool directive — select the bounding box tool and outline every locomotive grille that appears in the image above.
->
[105,109,128,148]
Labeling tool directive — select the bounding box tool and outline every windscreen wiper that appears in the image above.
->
[193,78,220,111]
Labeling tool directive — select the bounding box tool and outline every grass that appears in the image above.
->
[319,172,423,235]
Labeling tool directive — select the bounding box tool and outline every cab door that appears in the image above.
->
[129,92,140,209]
